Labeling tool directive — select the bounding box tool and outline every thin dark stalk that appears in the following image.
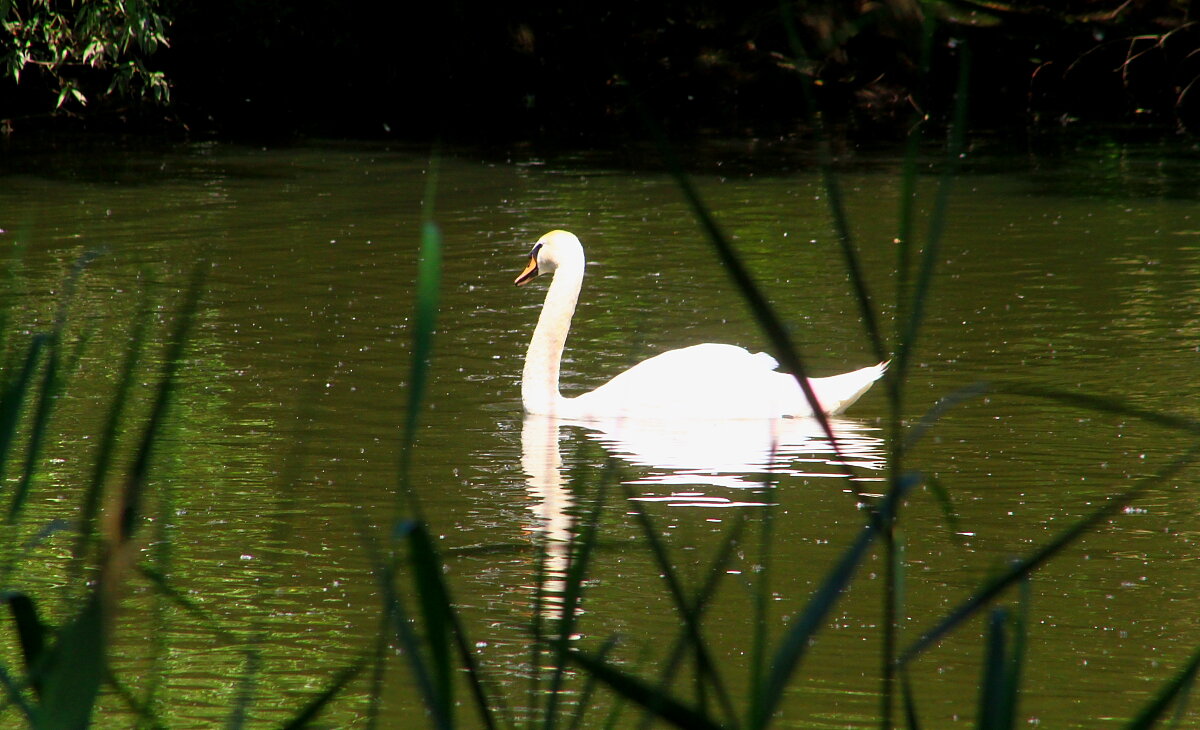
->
[892,12,938,414]
[567,635,620,730]
[907,381,1200,456]
[880,40,967,726]
[365,522,448,730]
[137,566,240,644]
[5,251,97,526]
[633,503,746,730]
[900,669,923,730]
[752,521,877,727]
[778,1,887,366]
[119,261,208,544]
[0,335,46,517]
[879,512,898,728]
[105,665,168,730]
[897,445,1200,666]
[544,466,612,730]
[397,157,443,523]
[977,608,1012,730]
[405,523,455,725]
[8,331,59,525]
[0,661,37,724]
[404,521,501,730]
[529,525,549,725]
[1006,580,1030,725]
[278,655,369,730]
[1125,642,1200,729]
[895,42,970,385]
[818,163,887,365]
[71,294,151,576]
[902,382,993,453]
[747,472,780,724]
[623,486,740,729]
[993,383,1200,436]
[0,519,69,586]
[365,610,388,730]
[224,649,260,730]
[602,645,656,730]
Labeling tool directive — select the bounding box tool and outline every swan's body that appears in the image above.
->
[515,230,885,421]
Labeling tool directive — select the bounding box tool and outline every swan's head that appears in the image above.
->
[515,230,585,286]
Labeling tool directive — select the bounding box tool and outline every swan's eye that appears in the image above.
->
[528,243,543,259]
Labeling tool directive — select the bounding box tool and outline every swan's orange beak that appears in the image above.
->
[514,256,539,286]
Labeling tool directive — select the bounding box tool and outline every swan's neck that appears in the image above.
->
[522,261,584,416]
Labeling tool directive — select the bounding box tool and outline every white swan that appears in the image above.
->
[515,230,886,420]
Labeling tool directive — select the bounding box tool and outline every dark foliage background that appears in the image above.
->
[3,0,1199,139]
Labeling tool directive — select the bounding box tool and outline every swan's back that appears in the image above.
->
[563,343,885,420]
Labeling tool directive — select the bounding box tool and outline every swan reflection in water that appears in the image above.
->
[519,413,885,613]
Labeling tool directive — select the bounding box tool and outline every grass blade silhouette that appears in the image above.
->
[404,521,500,730]
[752,519,876,727]
[623,486,739,727]
[898,445,1199,666]
[544,467,612,730]
[5,591,45,696]
[0,335,46,506]
[8,251,100,526]
[72,293,151,572]
[117,262,207,544]
[1125,643,1200,730]
[567,649,726,730]
[977,607,1018,730]
[278,655,368,730]
[39,591,106,730]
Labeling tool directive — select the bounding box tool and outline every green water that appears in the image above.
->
[1,136,1198,728]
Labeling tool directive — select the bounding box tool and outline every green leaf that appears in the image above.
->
[1124,643,1200,730]
[402,217,442,455]
[4,591,46,692]
[977,608,1015,730]
[0,335,46,492]
[567,649,726,730]
[39,592,105,730]
[405,522,455,726]
[752,521,877,727]
[398,156,443,520]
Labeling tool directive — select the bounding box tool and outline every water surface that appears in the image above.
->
[0,136,1197,727]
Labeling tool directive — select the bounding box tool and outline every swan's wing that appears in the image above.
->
[570,344,796,419]
[589,344,778,391]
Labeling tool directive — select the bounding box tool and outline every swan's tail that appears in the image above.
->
[810,360,888,415]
